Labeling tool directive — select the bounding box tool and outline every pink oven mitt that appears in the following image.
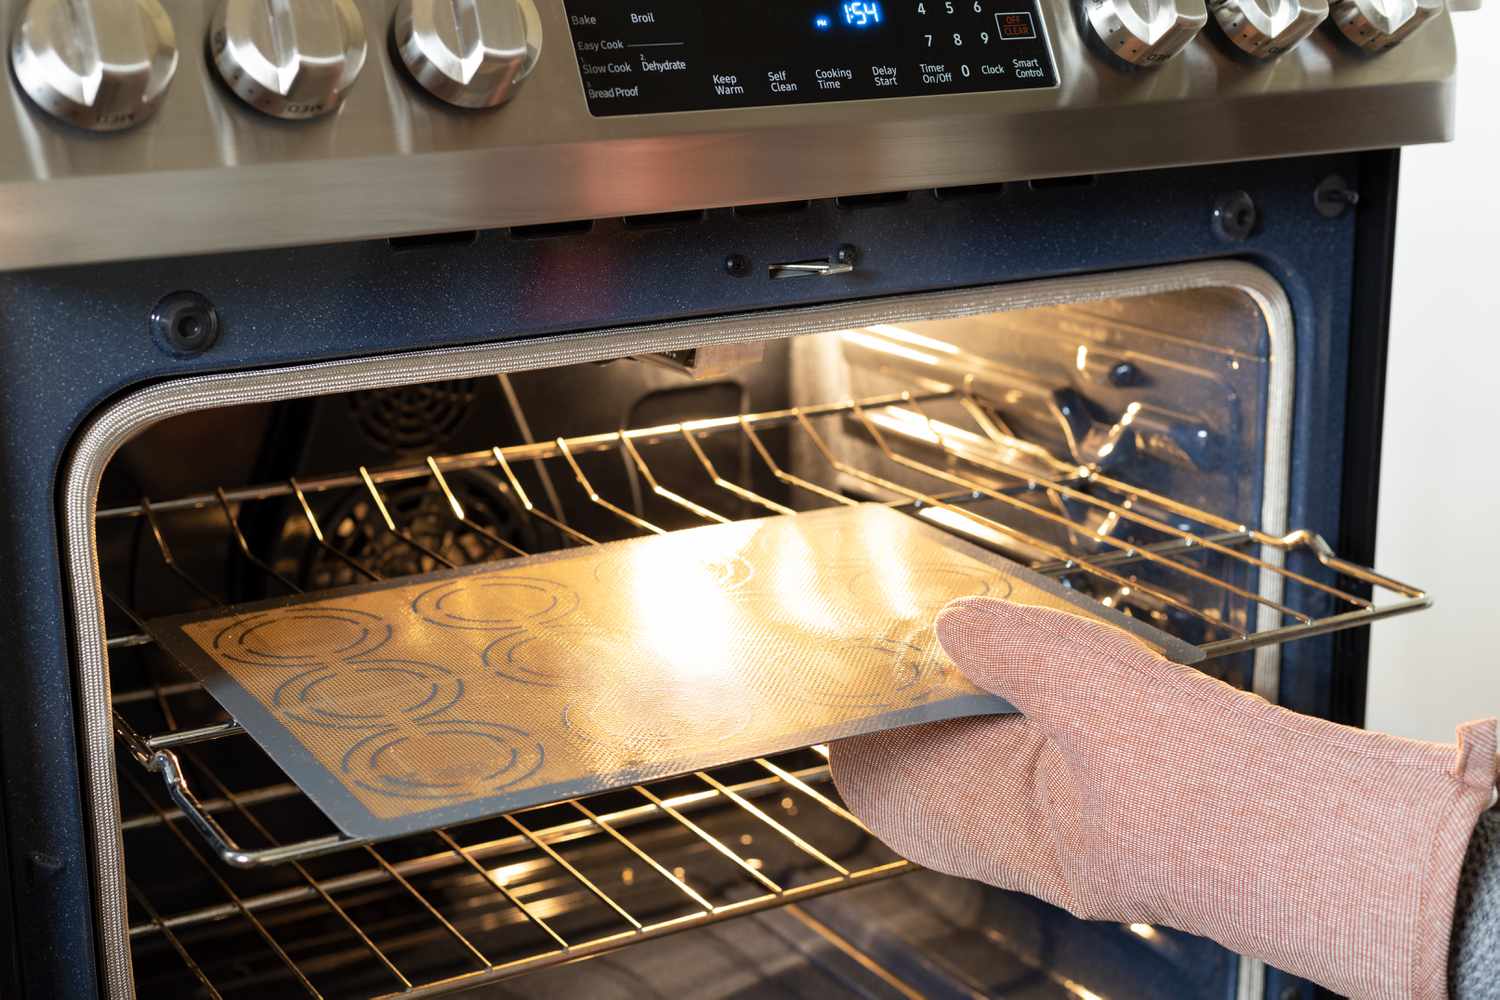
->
[830,597,1498,1000]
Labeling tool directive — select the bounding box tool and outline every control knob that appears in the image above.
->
[1208,0,1328,57]
[9,0,178,131]
[1330,0,1443,51]
[210,0,367,119]
[1086,0,1209,66]
[394,0,542,109]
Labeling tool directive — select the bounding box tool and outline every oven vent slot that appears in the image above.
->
[623,209,708,229]
[933,182,1008,201]
[387,230,479,252]
[835,191,910,209]
[509,219,595,240]
[734,200,811,217]
[1029,174,1098,191]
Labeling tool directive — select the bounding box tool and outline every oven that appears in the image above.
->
[0,0,1466,997]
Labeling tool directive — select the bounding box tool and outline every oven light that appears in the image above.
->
[1076,345,1089,372]
[1127,922,1158,940]
[620,531,742,675]
[487,859,546,887]
[841,329,945,367]
[918,506,1015,548]
[865,323,960,354]
[865,406,941,445]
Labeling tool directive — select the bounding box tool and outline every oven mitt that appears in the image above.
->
[829,597,1499,1000]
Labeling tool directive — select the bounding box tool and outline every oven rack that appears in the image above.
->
[104,385,1427,993]
[107,387,1430,870]
[120,740,910,999]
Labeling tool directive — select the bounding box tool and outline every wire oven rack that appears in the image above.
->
[103,386,1428,997]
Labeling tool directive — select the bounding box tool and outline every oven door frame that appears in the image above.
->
[63,261,1293,999]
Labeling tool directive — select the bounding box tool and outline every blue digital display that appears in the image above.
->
[842,1,883,26]
[814,13,832,29]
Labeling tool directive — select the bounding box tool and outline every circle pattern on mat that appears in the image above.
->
[341,719,545,801]
[272,659,464,730]
[411,576,580,632]
[841,563,1009,618]
[591,550,755,595]
[484,626,638,687]
[562,681,750,759]
[212,608,392,667]
[785,636,948,711]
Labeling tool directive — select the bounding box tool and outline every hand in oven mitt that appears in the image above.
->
[829,597,1498,1000]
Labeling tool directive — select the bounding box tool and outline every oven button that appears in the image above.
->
[1086,0,1209,66]
[209,0,367,119]
[393,0,542,109]
[1208,0,1328,57]
[9,0,178,131]
[1330,0,1443,51]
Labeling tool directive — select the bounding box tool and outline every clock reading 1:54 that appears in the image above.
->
[842,2,883,25]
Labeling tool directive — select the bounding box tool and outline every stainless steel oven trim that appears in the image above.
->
[61,260,1292,998]
[1239,956,1267,1000]
[0,0,1457,270]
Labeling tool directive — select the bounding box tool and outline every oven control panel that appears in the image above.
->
[561,0,1058,116]
[0,0,1462,271]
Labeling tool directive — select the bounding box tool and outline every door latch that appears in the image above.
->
[769,244,859,279]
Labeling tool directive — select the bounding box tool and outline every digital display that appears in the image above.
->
[563,0,1057,117]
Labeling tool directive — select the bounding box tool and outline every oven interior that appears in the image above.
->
[99,282,1422,998]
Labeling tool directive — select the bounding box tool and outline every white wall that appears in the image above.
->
[1366,7,1500,743]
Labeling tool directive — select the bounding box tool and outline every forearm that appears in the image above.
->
[1451,808,1500,1000]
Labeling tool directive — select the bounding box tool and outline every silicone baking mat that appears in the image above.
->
[151,504,1200,841]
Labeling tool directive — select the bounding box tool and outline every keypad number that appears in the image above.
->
[917,0,1032,55]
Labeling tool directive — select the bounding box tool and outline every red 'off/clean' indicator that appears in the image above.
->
[998,12,1038,38]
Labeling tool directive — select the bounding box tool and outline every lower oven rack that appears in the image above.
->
[104,386,1427,996]
[120,743,906,999]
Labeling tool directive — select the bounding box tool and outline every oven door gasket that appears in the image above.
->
[61,260,1399,999]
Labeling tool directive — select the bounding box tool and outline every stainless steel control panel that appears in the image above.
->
[0,0,1460,271]
[560,0,1058,116]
